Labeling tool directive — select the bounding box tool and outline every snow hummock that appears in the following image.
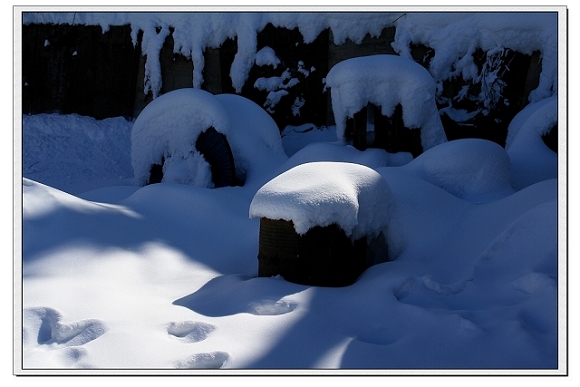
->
[403,138,514,202]
[325,54,447,150]
[213,93,288,187]
[131,88,287,188]
[250,161,393,240]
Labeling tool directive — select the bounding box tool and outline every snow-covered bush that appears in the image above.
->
[325,54,448,151]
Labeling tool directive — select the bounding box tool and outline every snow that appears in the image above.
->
[325,54,447,149]
[505,96,558,190]
[401,138,514,203]
[130,88,231,187]
[20,98,561,372]
[23,113,134,194]
[16,7,566,376]
[249,161,393,239]
[391,12,558,104]
[255,46,281,68]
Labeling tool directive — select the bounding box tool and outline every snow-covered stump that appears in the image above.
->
[325,54,447,157]
[249,162,393,287]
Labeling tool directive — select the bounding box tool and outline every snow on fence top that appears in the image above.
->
[249,161,393,240]
[325,54,447,150]
[22,11,559,102]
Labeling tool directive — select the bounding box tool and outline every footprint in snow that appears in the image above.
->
[174,351,230,369]
[23,307,107,347]
[166,321,216,343]
[246,299,297,316]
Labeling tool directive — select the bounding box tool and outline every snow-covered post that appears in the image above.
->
[325,54,447,155]
[249,161,393,287]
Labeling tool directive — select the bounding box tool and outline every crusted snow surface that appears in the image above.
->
[249,161,393,239]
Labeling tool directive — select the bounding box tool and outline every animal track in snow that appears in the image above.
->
[166,321,216,343]
[23,307,107,347]
[174,351,229,369]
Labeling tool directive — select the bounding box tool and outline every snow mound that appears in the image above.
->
[504,96,558,190]
[131,89,287,187]
[405,138,514,202]
[214,93,288,186]
[131,88,230,186]
[249,161,393,239]
[325,54,447,151]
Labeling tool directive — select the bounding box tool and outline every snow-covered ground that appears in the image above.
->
[19,93,562,373]
[12,6,571,379]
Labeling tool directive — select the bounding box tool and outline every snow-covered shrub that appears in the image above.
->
[325,54,447,152]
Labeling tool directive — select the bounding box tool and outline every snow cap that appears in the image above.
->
[249,161,393,239]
